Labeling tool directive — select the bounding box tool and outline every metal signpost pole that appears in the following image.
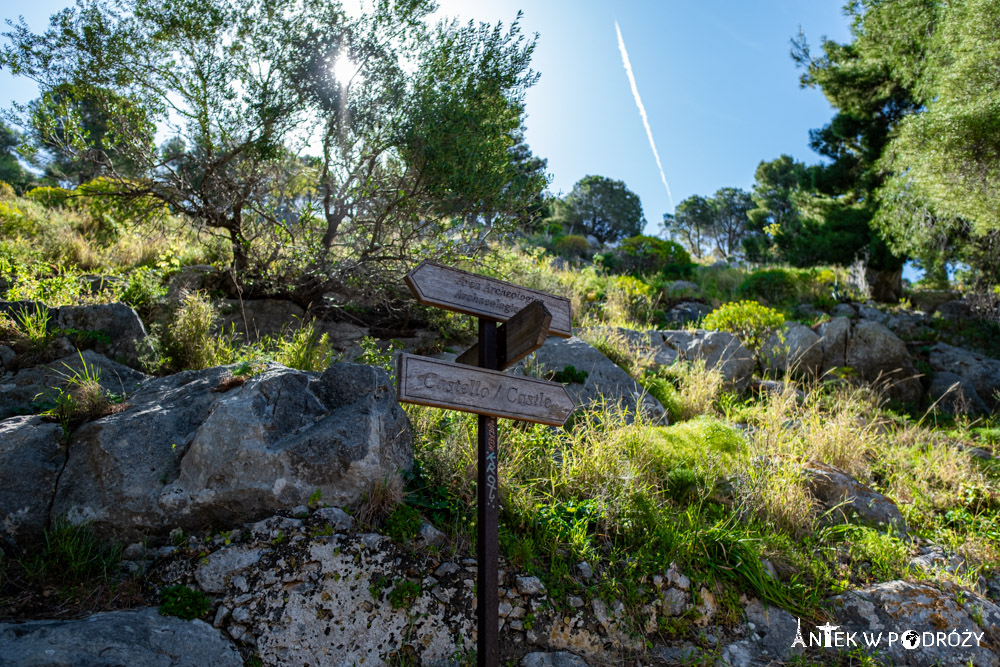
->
[476,317,499,667]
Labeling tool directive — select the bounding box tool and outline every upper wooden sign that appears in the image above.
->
[404,261,572,337]
[397,354,574,426]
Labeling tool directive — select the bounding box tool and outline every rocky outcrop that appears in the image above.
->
[0,416,66,546]
[830,581,1000,666]
[928,372,990,416]
[802,463,906,534]
[816,317,923,404]
[762,322,824,377]
[51,362,413,542]
[0,299,151,368]
[520,335,667,423]
[663,301,712,327]
[0,350,147,419]
[928,343,1000,409]
[909,290,962,314]
[658,329,755,391]
[0,608,242,667]
[146,510,712,666]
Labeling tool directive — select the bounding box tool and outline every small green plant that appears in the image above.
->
[308,488,323,508]
[166,291,224,370]
[551,365,588,384]
[359,336,401,380]
[737,269,799,306]
[385,504,422,543]
[39,351,112,433]
[19,519,123,590]
[703,300,785,353]
[12,303,52,355]
[159,585,212,620]
[388,578,421,609]
[273,320,337,371]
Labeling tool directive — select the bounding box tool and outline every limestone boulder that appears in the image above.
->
[817,317,851,370]
[928,343,1000,409]
[518,335,667,423]
[0,350,147,419]
[928,372,989,416]
[802,462,906,534]
[52,362,413,541]
[762,322,824,377]
[909,289,961,314]
[0,416,66,546]
[830,581,1000,666]
[219,298,305,343]
[0,608,242,667]
[663,302,712,327]
[658,329,755,391]
[845,320,923,404]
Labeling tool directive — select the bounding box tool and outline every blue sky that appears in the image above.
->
[2,1,853,235]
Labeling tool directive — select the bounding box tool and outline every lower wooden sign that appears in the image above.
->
[396,353,574,426]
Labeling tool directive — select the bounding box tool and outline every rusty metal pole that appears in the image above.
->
[476,318,499,667]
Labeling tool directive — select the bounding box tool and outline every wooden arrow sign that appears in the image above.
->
[396,353,574,426]
[455,300,551,370]
[404,261,572,337]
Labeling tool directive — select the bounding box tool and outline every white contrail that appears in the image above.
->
[615,21,674,210]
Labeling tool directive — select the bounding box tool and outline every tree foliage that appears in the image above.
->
[794,0,1000,286]
[665,187,752,259]
[1,0,547,294]
[556,175,645,244]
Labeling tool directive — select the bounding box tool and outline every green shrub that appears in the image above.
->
[613,236,692,278]
[388,579,421,609]
[551,365,588,384]
[385,504,422,543]
[24,186,72,208]
[273,320,337,371]
[737,269,799,306]
[167,291,223,370]
[20,519,122,589]
[121,267,166,319]
[552,234,591,259]
[159,585,213,620]
[0,181,15,200]
[703,300,785,353]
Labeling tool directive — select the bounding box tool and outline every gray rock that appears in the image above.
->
[830,581,1000,666]
[909,289,962,314]
[520,652,590,667]
[858,304,888,324]
[519,335,667,424]
[884,311,934,339]
[846,319,923,404]
[936,299,971,320]
[52,362,413,541]
[195,546,267,593]
[832,303,858,319]
[0,345,15,370]
[56,302,151,368]
[0,350,147,419]
[658,329,755,391]
[313,506,354,531]
[166,264,217,301]
[516,575,546,596]
[661,587,688,616]
[576,561,593,581]
[220,298,305,343]
[762,322,824,377]
[794,303,824,321]
[803,462,906,533]
[0,607,242,667]
[818,316,851,370]
[928,343,1000,409]
[663,301,712,327]
[928,372,989,416]
[0,415,66,545]
[417,521,447,549]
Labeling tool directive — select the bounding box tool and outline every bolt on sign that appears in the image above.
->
[399,261,575,667]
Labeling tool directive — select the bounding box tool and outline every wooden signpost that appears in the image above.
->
[399,261,575,667]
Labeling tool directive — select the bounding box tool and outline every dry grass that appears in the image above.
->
[353,474,406,528]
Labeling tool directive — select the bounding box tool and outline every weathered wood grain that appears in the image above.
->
[455,300,551,370]
[404,261,572,337]
[396,353,574,426]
